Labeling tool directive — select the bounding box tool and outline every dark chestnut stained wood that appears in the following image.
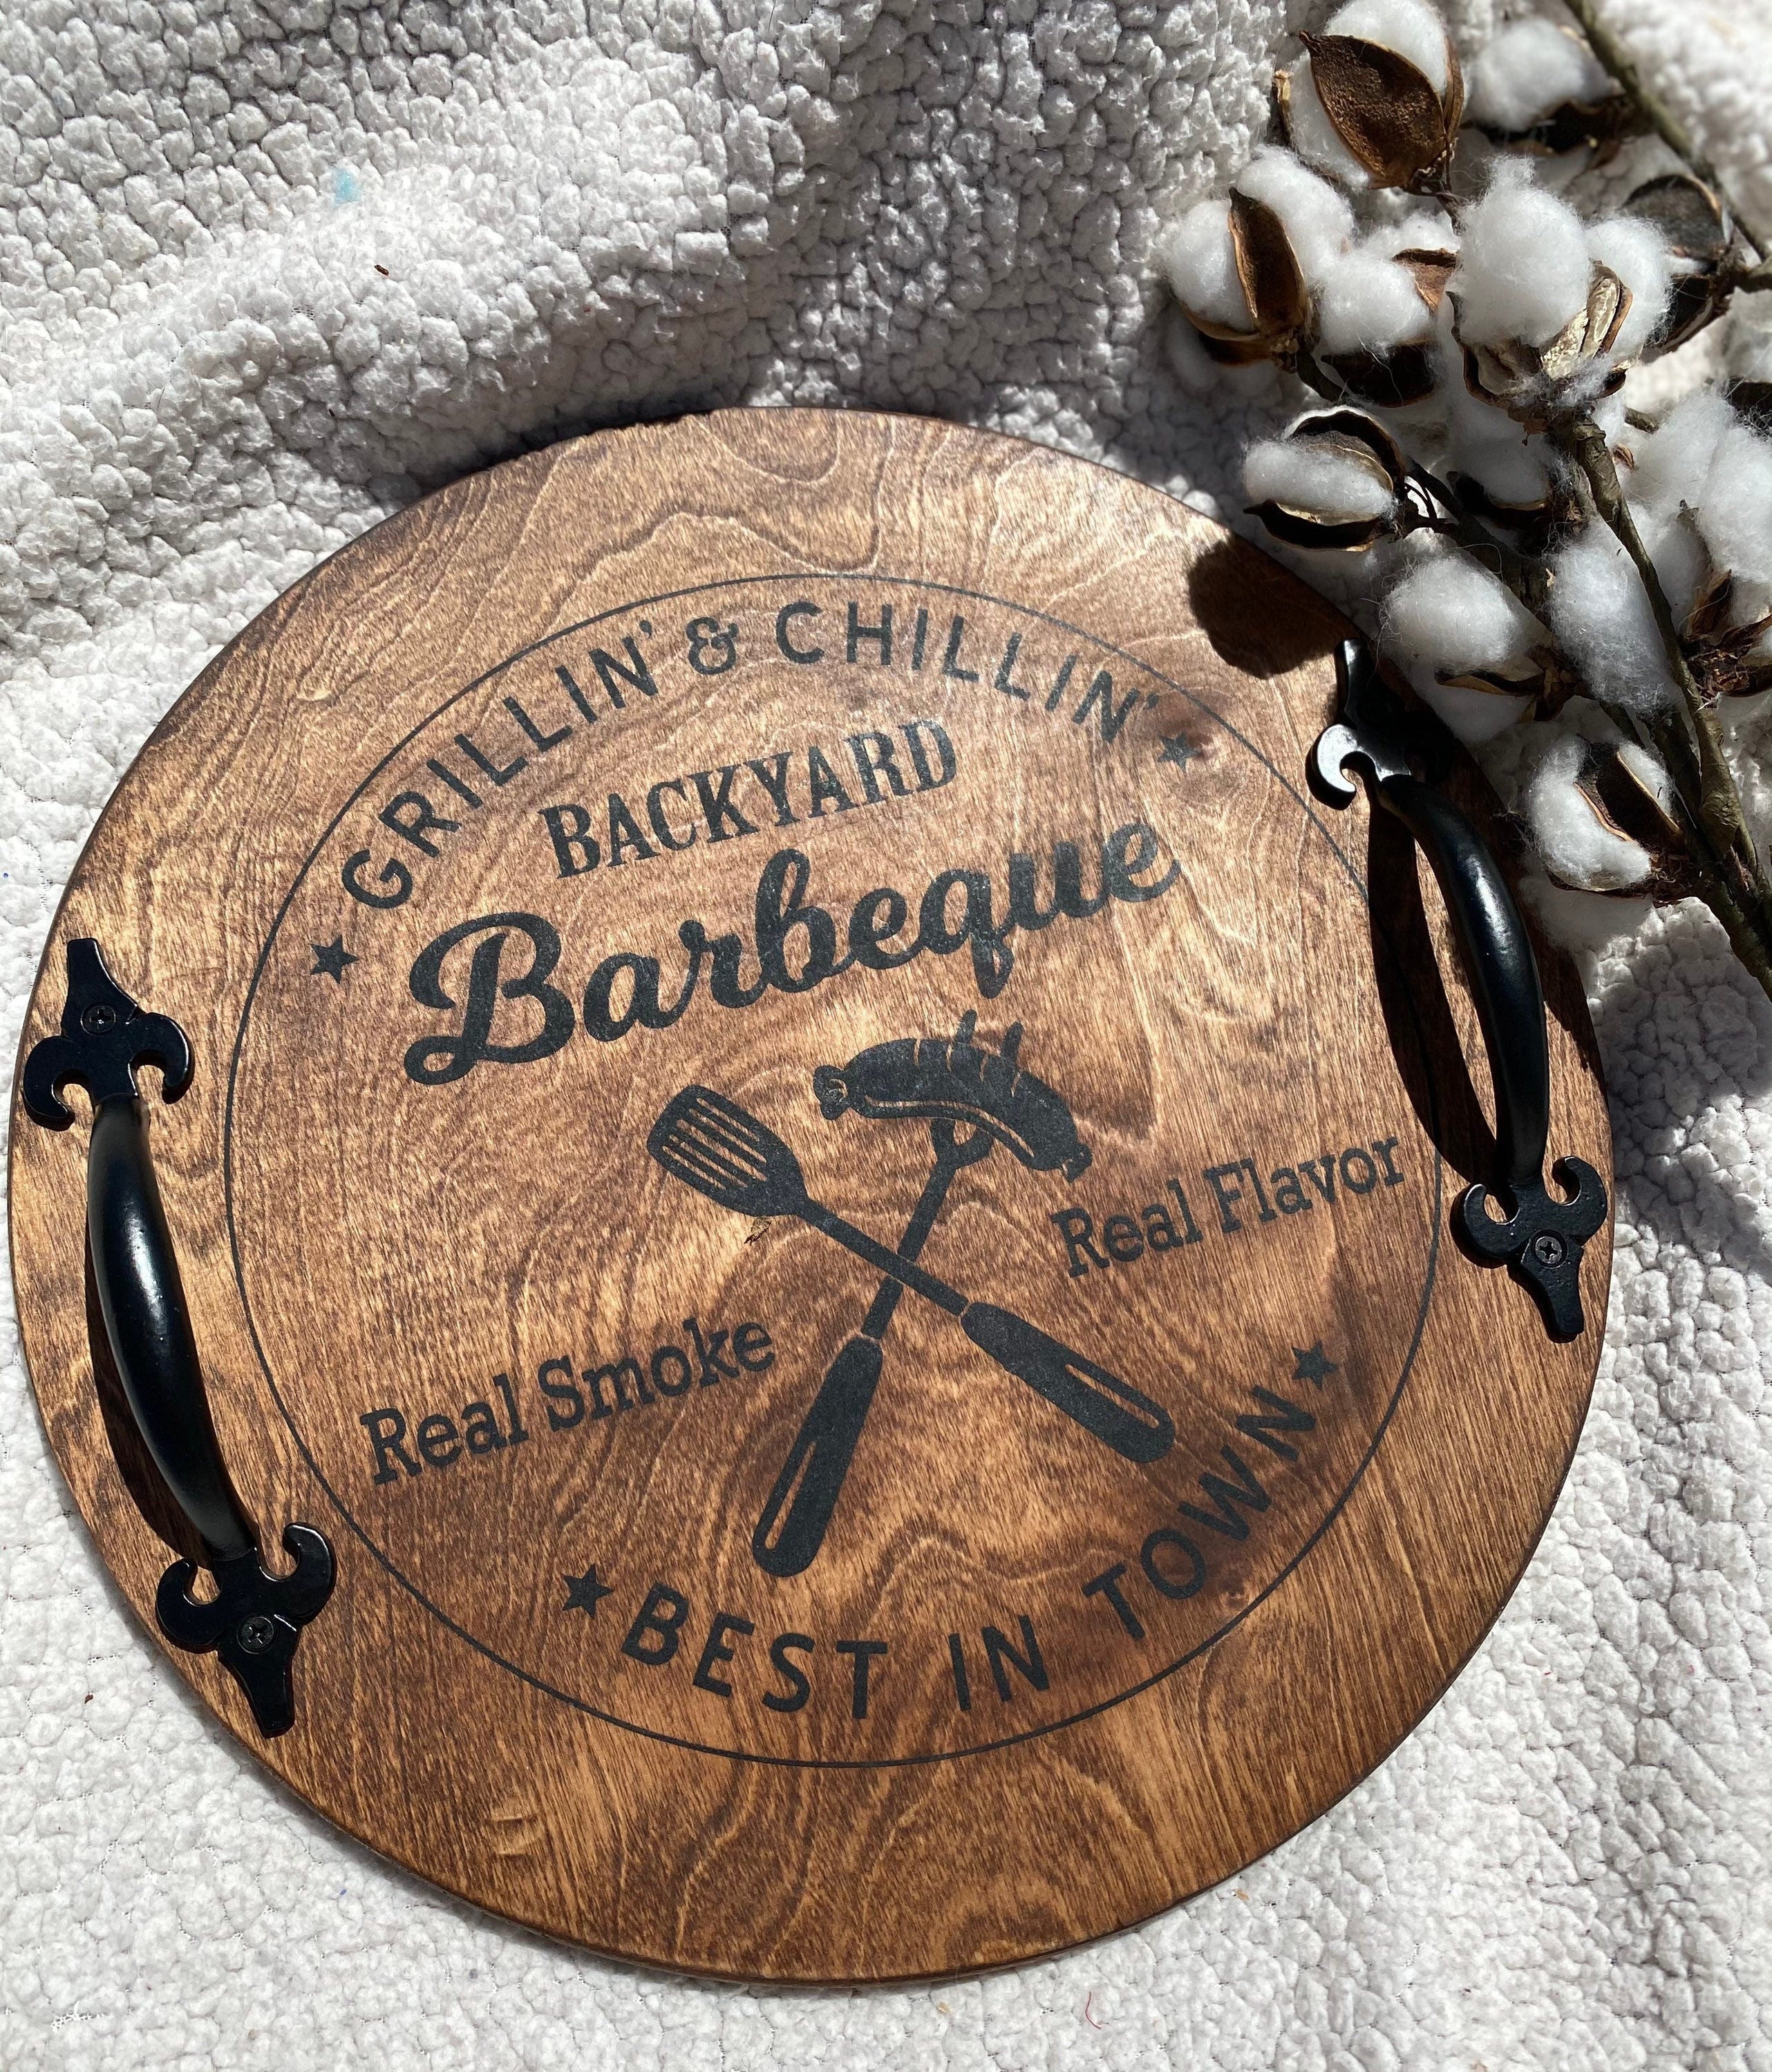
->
[6,408,1611,1982]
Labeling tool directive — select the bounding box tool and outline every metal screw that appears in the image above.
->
[236,1614,277,1655]
[81,1003,116,1033]
[1531,1232,1566,1266]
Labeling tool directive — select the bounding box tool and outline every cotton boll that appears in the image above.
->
[1617,741,1677,816]
[1370,214,1460,261]
[1417,676,1534,742]
[1727,296,1772,386]
[1155,201,1251,329]
[1635,405,1772,639]
[1315,249,1435,355]
[1464,705,1535,804]
[1718,641,1772,722]
[1324,0,1451,90]
[1381,544,1547,741]
[1164,310,1225,395]
[1628,390,1733,518]
[1244,439,1395,521]
[1637,503,1708,622]
[1545,529,1679,710]
[1165,310,1277,399]
[1234,149,1355,286]
[1524,735,1651,889]
[1384,545,1547,675]
[1588,388,1628,445]
[1452,171,1592,347]
[1467,19,1614,132]
[1440,351,1518,442]
[1437,339,1547,498]
[1693,421,1772,599]
[1281,59,1372,187]
[1522,869,1652,947]
[1286,0,1453,186]
[1586,217,1672,362]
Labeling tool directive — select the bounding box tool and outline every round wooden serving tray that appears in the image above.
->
[8,407,1611,1981]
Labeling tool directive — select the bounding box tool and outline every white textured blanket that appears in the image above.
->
[3,3,1770,2066]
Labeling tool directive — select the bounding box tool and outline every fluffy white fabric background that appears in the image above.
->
[2,1,1771,2066]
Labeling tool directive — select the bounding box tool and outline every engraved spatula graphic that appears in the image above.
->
[648,1085,1176,1464]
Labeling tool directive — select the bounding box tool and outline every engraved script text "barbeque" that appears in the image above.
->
[402,824,1178,1084]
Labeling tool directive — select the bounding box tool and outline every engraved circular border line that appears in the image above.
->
[223,569,1444,1769]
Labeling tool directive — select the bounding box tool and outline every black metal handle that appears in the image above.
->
[1375,775,1549,1194]
[22,939,334,1735]
[86,1098,258,1561]
[1310,641,1607,1341]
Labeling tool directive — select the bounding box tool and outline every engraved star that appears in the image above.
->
[563,1565,614,1618]
[1292,1342,1339,1388]
[1158,733,1200,771]
[310,936,358,983]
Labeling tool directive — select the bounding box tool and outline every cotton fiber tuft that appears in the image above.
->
[1585,217,1672,364]
[1693,420,1772,605]
[1628,392,1735,516]
[1381,545,1546,741]
[1315,247,1435,355]
[1244,438,1395,520]
[1467,19,1615,132]
[1452,171,1593,348]
[1524,736,1652,890]
[1154,203,1252,330]
[1234,149,1355,285]
[1321,0,1451,91]
[1545,530,1681,710]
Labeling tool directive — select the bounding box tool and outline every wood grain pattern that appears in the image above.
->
[6,407,1612,1981]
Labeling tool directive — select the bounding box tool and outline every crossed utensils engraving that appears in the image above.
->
[648,1013,1176,1576]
